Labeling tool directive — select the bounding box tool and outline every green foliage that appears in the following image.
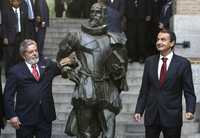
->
[46,0,55,17]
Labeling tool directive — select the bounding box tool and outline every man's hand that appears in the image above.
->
[41,22,46,28]
[159,22,164,29]
[185,112,194,120]
[59,57,72,66]
[3,38,8,45]
[36,16,42,23]
[134,113,142,122]
[8,116,22,129]
[145,16,151,22]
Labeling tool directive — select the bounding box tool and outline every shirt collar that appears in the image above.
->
[25,61,38,70]
[12,7,20,12]
[160,51,173,61]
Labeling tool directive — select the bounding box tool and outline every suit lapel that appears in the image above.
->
[152,55,160,87]
[162,54,177,87]
[37,61,46,80]
[22,62,35,79]
[23,60,46,81]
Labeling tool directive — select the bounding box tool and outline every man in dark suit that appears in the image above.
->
[54,0,65,17]
[159,0,173,29]
[24,0,36,40]
[0,18,4,132]
[106,0,125,33]
[0,3,5,134]
[2,0,29,76]
[134,29,196,138]
[147,0,163,56]
[35,0,49,57]
[124,0,151,63]
[0,66,4,135]
[3,39,69,138]
[81,0,97,18]
[67,0,82,18]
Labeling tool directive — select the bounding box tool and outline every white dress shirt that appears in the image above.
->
[12,7,21,32]
[0,10,2,24]
[25,62,40,76]
[25,0,34,19]
[158,51,173,80]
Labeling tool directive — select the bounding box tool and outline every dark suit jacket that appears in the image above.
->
[4,59,60,125]
[0,67,4,130]
[124,0,151,21]
[106,0,125,33]
[54,0,65,17]
[1,2,29,45]
[0,7,4,130]
[135,54,196,127]
[159,0,173,28]
[35,0,49,27]
[150,0,163,22]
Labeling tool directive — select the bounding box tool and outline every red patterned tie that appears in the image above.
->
[31,64,40,81]
[160,57,168,87]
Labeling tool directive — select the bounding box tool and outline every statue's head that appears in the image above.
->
[57,32,80,62]
[89,3,106,27]
[81,2,107,35]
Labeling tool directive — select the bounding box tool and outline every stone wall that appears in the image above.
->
[172,0,200,58]
[176,0,200,15]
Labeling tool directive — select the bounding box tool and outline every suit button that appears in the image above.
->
[39,100,42,104]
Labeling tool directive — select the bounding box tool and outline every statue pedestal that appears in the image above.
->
[173,15,200,58]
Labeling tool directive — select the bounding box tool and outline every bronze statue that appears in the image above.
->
[57,2,128,138]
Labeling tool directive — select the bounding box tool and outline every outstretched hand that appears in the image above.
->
[59,57,72,67]
[8,116,21,129]
[134,113,142,122]
[185,112,194,120]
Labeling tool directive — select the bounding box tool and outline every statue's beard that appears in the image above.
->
[89,18,101,27]
[26,56,39,65]
[81,19,107,35]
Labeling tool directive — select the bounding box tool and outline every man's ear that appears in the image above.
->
[21,54,26,60]
[170,41,175,48]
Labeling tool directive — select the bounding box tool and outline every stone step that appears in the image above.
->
[52,85,141,97]
[53,99,189,122]
[52,77,142,87]
[49,24,85,29]
[52,120,200,136]
[52,79,141,89]
[49,18,87,24]
[2,119,198,138]
[2,132,199,138]
[53,91,139,103]
[45,32,69,39]
[123,133,200,138]
[54,100,136,116]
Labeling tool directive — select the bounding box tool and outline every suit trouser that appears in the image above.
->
[0,66,4,130]
[36,27,46,57]
[145,113,181,138]
[16,110,52,138]
[4,34,22,77]
[27,19,36,40]
[145,125,181,138]
[146,19,160,56]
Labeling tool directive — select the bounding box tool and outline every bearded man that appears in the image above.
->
[57,2,128,138]
[3,39,69,138]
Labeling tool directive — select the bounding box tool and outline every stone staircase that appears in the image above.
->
[1,18,200,138]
